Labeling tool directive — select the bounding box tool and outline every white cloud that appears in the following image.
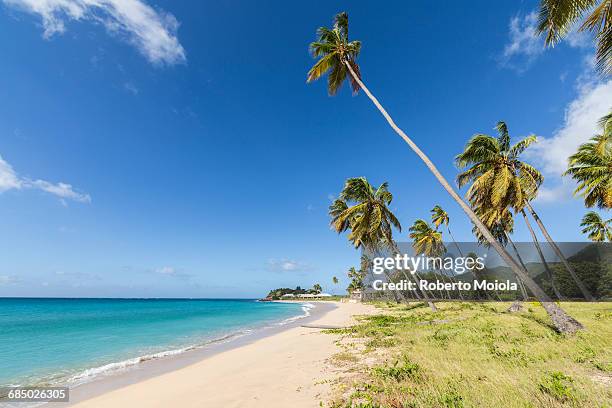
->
[0,154,91,203]
[0,275,19,285]
[29,179,91,202]
[501,12,543,70]
[566,29,592,49]
[123,81,138,94]
[526,80,612,175]
[3,0,186,65]
[533,180,575,204]
[155,266,175,275]
[0,157,22,192]
[266,259,310,273]
[154,266,192,279]
[500,11,593,72]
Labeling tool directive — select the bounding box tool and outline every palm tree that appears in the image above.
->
[313,283,322,294]
[431,205,464,257]
[564,111,611,209]
[329,177,435,309]
[308,12,583,333]
[332,276,339,295]
[536,0,611,75]
[456,122,593,302]
[409,219,446,257]
[580,211,612,241]
[408,219,453,300]
[470,210,514,302]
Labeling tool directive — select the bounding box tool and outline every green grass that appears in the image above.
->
[326,301,612,408]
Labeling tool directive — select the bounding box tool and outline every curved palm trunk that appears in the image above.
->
[507,236,529,300]
[435,269,453,300]
[343,60,583,333]
[390,243,437,311]
[521,210,563,300]
[525,201,594,301]
[443,230,465,300]
[447,227,464,257]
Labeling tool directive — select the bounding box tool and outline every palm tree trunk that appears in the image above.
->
[507,236,529,300]
[443,230,465,300]
[447,227,464,257]
[390,243,437,311]
[524,201,594,301]
[521,210,563,300]
[343,60,583,333]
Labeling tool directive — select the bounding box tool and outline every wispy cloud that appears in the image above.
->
[0,275,19,285]
[500,12,544,71]
[55,270,101,280]
[500,11,593,72]
[3,0,186,65]
[154,266,192,280]
[266,259,311,273]
[123,81,138,95]
[0,154,91,203]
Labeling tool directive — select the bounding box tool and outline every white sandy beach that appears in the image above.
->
[70,301,374,408]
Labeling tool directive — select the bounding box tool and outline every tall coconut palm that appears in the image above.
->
[456,122,593,301]
[564,111,612,209]
[580,211,612,241]
[329,177,435,309]
[308,12,583,333]
[536,0,612,75]
[409,219,446,257]
[431,205,464,257]
[409,219,452,300]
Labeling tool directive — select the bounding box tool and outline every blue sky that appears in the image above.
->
[0,0,610,298]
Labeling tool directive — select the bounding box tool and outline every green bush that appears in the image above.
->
[538,371,576,402]
[372,356,421,382]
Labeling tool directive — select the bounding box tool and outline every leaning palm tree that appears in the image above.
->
[456,122,593,301]
[564,111,612,209]
[330,177,435,309]
[580,211,612,241]
[308,12,582,333]
[409,219,453,300]
[521,209,564,299]
[536,0,612,75]
[431,205,464,256]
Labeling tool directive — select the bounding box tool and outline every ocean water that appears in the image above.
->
[0,298,310,387]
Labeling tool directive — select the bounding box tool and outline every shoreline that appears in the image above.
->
[61,301,374,408]
[50,301,335,406]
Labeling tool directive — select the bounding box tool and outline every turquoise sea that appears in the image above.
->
[0,298,310,387]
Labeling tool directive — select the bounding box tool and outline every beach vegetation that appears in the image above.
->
[325,301,611,407]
